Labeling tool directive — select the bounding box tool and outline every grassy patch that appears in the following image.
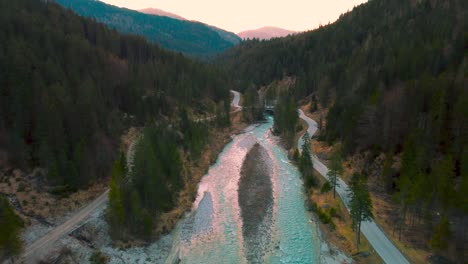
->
[308,172,383,263]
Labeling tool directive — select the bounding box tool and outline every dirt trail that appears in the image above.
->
[19,91,244,263]
[21,190,108,263]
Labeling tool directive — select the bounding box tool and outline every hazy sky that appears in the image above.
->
[100,0,368,33]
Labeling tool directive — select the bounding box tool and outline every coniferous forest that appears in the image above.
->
[0,0,230,189]
[0,0,231,250]
[0,0,466,261]
[220,0,467,258]
[54,0,241,58]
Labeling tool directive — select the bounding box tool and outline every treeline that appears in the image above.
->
[219,0,467,258]
[0,0,231,191]
[273,91,298,147]
[107,126,183,239]
[107,111,218,239]
[241,87,264,122]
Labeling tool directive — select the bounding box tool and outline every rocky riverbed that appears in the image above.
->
[238,143,274,263]
[16,120,352,264]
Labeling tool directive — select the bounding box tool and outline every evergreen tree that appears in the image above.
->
[457,149,468,247]
[299,132,317,188]
[0,195,23,258]
[242,86,263,122]
[430,215,451,251]
[349,173,373,252]
[274,91,298,147]
[393,135,419,239]
[310,95,318,112]
[327,144,343,198]
[381,150,394,191]
[299,132,313,175]
[107,153,126,238]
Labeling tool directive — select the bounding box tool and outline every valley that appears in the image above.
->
[0,0,466,263]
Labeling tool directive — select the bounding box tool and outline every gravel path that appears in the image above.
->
[19,91,244,263]
[21,190,109,263]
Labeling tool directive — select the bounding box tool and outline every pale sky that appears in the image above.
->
[100,0,368,33]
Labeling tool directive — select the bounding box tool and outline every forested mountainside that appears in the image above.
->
[0,0,231,192]
[55,0,241,58]
[220,0,467,258]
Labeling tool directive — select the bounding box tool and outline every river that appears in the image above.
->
[166,117,321,263]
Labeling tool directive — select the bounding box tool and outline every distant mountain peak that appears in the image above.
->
[138,7,186,20]
[238,26,297,40]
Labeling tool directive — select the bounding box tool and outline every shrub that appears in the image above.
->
[327,207,338,218]
[293,148,300,161]
[317,208,331,224]
[310,201,318,211]
[17,182,26,192]
[89,251,108,264]
[0,195,24,257]
[295,124,303,132]
[315,205,336,229]
[305,173,318,188]
[320,182,332,193]
[49,185,74,197]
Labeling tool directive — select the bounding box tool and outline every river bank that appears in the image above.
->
[152,115,249,237]
[13,110,249,263]
[294,104,382,264]
[16,110,353,264]
[164,117,354,263]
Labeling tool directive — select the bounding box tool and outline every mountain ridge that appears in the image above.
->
[238,26,296,40]
[55,0,241,57]
[138,7,186,20]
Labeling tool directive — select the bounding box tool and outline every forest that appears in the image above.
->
[0,0,231,192]
[220,0,467,259]
[107,109,221,239]
[0,0,467,260]
[55,0,241,58]
[107,126,184,240]
[0,0,234,248]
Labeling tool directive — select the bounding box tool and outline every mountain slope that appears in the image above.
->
[55,0,241,57]
[220,0,467,261]
[138,7,241,46]
[0,0,231,190]
[238,26,296,40]
[138,7,186,20]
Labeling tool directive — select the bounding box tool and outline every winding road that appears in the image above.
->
[298,109,410,264]
[19,91,243,263]
[230,90,241,110]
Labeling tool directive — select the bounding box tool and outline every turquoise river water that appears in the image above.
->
[166,117,321,263]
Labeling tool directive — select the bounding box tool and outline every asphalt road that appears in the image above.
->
[230,90,241,110]
[298,109,410,264]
